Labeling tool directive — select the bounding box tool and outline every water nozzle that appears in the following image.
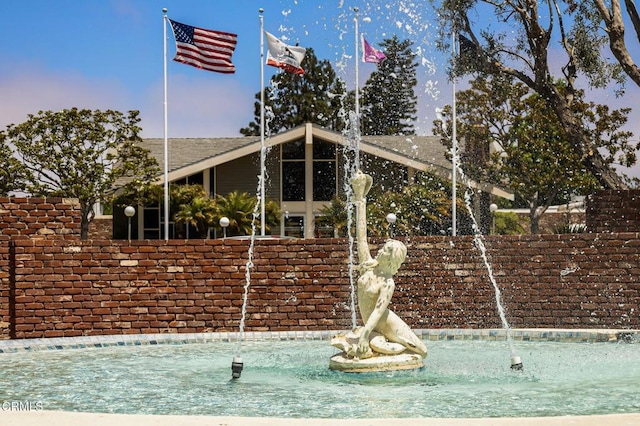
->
[510,356,523,371]
[231,356,244,379]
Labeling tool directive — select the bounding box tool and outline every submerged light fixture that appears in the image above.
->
[510,355,523,371]
[231,355,243,379]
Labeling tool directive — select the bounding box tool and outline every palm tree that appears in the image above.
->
[318,196,350,237]
[214,191,255,236]
[173,196,216,238]
[169,184,216,238]
[213,191,280,236]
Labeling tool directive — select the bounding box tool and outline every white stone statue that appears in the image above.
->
[330,170,427,372]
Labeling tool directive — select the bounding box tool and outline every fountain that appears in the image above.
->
[329,171,427,372]
[3,2,638,424]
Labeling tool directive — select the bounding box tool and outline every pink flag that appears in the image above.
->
[362,36,386,64]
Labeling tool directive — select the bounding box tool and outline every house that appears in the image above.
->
[119,122,512,239]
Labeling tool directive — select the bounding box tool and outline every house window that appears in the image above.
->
[314,215,335,237]
[209,167,215,197]
[313,161,336,201]
[174,172,204,187]
[284,215,304,238]
[282,140,305,201]
[188,172,204,186]
[281,139,337,202]
[313,140,336,201]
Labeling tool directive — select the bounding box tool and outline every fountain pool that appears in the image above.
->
[1,330,639,419]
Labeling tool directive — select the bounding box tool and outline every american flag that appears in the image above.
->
[169,19,237,74]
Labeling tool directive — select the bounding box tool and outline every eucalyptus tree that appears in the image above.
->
[0,108,160,239]
[430,0,638,189]
[319,172,469,236]
[574,0,640,88]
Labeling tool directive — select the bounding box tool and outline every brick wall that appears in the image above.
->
[2,233,639,339]
[1,196,640,340]
[1,197,82,338]
[0,197,82,240]
[0,235,9,338]
[587,190,640,233]
[88,216,113,240]
[6,238,353,338]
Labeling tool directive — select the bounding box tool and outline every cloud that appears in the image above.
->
[0,61,255,139]
[0,62,131,129]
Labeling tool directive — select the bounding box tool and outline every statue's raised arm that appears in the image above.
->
[351,170,373,267]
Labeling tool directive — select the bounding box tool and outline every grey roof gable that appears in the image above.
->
[139,136,259,175]
[136,123,513,199]
[137,124,449,178]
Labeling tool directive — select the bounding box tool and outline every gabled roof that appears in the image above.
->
[137,123,513,199]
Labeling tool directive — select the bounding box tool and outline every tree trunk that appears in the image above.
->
[80,203,94,240]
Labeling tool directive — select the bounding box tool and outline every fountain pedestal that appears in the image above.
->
[329,329,425,373]
[329,352,424,373]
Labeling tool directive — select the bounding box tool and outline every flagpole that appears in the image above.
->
[259,8,266,236]
[354,7,360,170]
[451,25,458,237]
[163,8,170,241]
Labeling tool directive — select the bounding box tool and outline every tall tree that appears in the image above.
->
[240,48,347,136]
[0,108,160,239]
[434,76,632,233]
[430,0,637,189]
[360,36,418,136]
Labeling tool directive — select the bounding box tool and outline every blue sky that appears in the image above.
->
[0,0,446,138]
[1,0,639,178]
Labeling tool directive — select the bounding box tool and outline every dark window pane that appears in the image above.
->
[283,162,305,201]
[282,140,305,159]
[313,140,336,159]
[313,161,336,201]
[144,208,159,228]
[209,167,215,197]
[188,172,203,186]
[143,229,159,239]
[315,215,335,237]
[284,216,304,238]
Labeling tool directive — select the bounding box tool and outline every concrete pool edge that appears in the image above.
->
[3,411,640,426]
[1,328,638,353]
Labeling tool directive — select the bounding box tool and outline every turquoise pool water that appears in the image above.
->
[1,338,639,418]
